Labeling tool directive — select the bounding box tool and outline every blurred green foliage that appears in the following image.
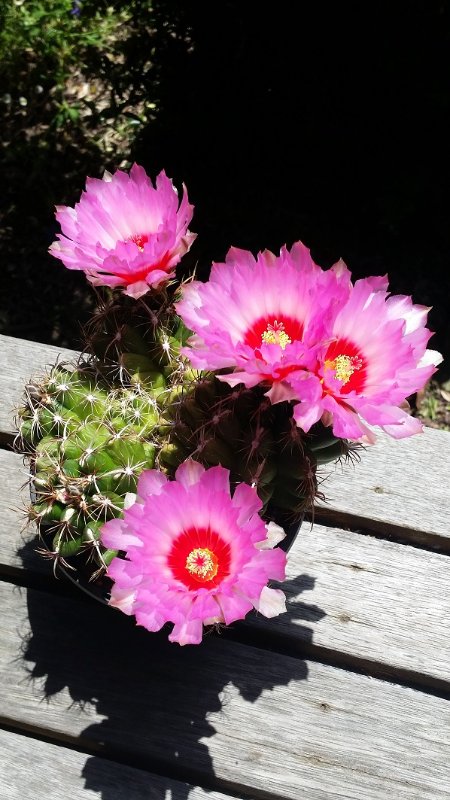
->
[0,0,449,381]
[0,1,140,128]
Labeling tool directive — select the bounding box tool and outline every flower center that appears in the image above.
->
[185,547,219,583]
[243,315,304,350]
[261,321,292,349]
[325,353,363,384]
[168,527,231,590]
[130,233,149,251]
[110,250,172,285]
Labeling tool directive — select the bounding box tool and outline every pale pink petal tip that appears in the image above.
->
[176,240,442,441]
[102,460,287,644]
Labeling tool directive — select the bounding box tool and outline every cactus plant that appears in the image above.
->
[82,289,192,387]
[17,363,166,579]
[14,160,442,643]
[160,374,355,522]
[17,352,356,584]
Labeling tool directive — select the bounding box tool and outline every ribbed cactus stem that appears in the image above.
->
[17,362,173,579]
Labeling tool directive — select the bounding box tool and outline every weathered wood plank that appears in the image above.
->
[2,447,450,687]
[0,728,233,800]
[1,332,449,541]
[0,334,78,438]
[257,522,450,688]
[1,581,450,800]
[0,448,47,575]
[315,425,450,542]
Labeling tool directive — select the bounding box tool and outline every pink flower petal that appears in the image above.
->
[255,521,286,550]
[105,461,287,644]
[175,458,205,488]
[255,586,287,618]
[169,618,204,646]
[49,165,195,296]
[137,469,168,500]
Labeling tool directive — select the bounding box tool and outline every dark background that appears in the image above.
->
[2,1,449,375]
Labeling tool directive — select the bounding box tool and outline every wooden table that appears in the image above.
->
[1,333,450,800]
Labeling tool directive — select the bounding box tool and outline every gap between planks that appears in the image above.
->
[0,725,237,800]
[2,581,450,800]
[2,332,450,544]
[1,447,450,693]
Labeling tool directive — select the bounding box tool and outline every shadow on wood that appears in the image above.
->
[16,537,320,798]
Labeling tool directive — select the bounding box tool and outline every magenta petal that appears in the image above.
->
[101,517,142,550]
[109,587,138,615]
[175,459,205,488]
[104,460,287,644]
[265,381,300,404]
[382,416,424,438]
[169,618,204,646]
[215,591,254,625]
[49,164,195,296]
[137,469,168,499]
[231,482,262,524]
[292,401,323,433]
[197,464,231,495]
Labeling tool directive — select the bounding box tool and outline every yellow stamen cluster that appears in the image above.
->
[325,354,363,384]
[185,548,218,581]
[261,321,291,350]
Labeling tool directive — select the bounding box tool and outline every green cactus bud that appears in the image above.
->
[82,520,104,541]
[60,385,106,420]
[18,417,35,444]
[133,370,167,394]
[36,436,61,460]
[35,500,64,522]
[102,549,118,566]
[54,530,84,558]
[73,422,112,450]
[38,404,78,437]
[34,471,58,489]
[91,491,126,519]
[80,450,117,476]
[60,439,84,461]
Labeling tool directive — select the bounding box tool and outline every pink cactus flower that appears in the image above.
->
[101,460,287,645]
[49,165,196,299]
[176,243,351,403]
[291,277,443,440]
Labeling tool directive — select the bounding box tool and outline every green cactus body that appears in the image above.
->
[18,314,356,586]
[18,363,167,577]
[83,289,191,388]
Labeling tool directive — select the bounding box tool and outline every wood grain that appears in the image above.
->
[0,728,233,800]
[0,448,48,575]
[256,522,450,687]
[2,447,450,687]
[1,581,450,800]
[2,327,449,800]
[0,334,78,439]
[2,333,449,542]
[315,425,450,542]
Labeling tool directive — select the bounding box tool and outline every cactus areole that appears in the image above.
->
[16,163,443,644]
